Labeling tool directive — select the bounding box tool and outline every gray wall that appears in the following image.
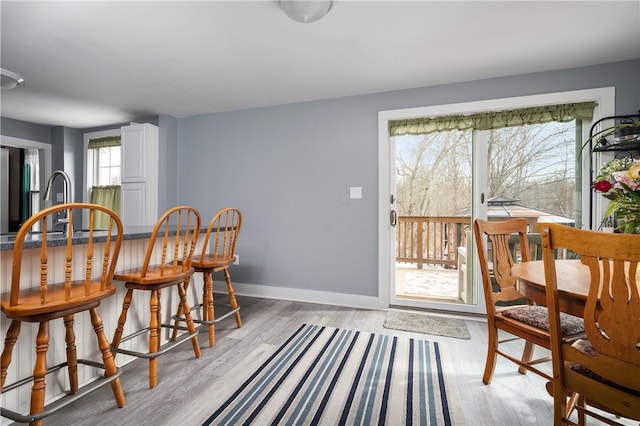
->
[158,114,179,211]
[176,59,640,298]
[1,117,53,143]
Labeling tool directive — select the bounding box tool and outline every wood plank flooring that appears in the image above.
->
[18,296,629,425]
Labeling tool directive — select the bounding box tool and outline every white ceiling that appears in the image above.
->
[1,1,639,129]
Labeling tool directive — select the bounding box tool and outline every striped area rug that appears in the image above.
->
[202,324,464,425]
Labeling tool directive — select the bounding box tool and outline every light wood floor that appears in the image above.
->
[23,295,628,425]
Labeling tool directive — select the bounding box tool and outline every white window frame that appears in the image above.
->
[88,142,121,187]
[83,129,120,202]
[83,129,120,229]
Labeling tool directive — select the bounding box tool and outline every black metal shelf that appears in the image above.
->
[586,111,640,230]
[592,140,640,153]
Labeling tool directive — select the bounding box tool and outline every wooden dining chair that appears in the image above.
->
[1,203,125,425]
[540,223,640,425]
[110,206,201,388]
[172,207,242,347]
[473,218,585,385]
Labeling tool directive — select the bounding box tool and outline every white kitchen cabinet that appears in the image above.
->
[120,123,158,227]
[121,182,147,225]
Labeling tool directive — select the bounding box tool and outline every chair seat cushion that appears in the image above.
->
[502,305,584,336]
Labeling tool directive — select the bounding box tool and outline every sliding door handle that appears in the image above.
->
[390,210,397,227]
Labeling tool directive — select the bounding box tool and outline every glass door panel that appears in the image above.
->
[485,122,579,241]
[392,129,475,309]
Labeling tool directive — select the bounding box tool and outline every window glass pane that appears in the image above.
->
[395,130,472,216]
[110,166,121,185]
[486,120,578,225]
[393,130,473,305]
[98,147,110,168]
[90,146,121,186]
[98,168,109,185]
[112,146,121,167]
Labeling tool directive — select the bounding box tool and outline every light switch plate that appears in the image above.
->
[56,193,64,202]
[350,186,362,199]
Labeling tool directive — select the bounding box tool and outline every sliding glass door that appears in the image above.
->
[379,88,613,314]
[390,121,580,312]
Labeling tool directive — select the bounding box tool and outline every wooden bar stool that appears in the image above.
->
[110,206,201,388]
[1,203,125,426]
[173,207,242,347]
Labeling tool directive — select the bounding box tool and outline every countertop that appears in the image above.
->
[0,226,159,252]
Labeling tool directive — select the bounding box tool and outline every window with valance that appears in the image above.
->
[389,101,597,229]
[88,136,121,227]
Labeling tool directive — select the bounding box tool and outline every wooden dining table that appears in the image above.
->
[511,259,590,317]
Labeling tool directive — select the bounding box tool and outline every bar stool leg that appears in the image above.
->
[63,315,78,394]
[90,307,125,407]
[149,289,160,388]
[171,279,187,342]
[204,271,215,347]
[1,320,21,389]
[224,269,242,328]
[111,288,134,353]
[178,279,201,358]
[157,288,163,347]
[30,321,50,426]
[171,305,183,342]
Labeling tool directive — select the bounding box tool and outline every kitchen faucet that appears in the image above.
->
[43,170,73,232]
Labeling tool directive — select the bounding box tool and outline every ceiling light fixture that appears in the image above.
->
[277,0,333,23]
[1,68,25,89]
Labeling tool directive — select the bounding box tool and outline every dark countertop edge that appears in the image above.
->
[0,227,177,252]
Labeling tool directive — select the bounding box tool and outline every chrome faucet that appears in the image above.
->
[43,170,73,232]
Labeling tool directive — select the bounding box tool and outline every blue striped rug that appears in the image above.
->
[202,324,464,425]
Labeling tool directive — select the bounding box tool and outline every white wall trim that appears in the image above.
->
[215,281,382,311]
[378,88,616,120]
[377,116,392,310]
[0,135,51,150]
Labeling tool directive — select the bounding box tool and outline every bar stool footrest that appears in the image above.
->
[1,359,122,423]
[111,324,199,359]
[173,303,240,325]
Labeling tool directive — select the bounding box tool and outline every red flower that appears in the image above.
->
[593,179,613,193]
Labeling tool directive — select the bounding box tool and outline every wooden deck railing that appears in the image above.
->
[396,216,471,268]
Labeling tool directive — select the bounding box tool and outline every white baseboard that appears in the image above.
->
[212,281,382,311]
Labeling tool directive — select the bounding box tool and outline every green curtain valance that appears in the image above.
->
[389,101,597,136]
[88,136,121,149]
